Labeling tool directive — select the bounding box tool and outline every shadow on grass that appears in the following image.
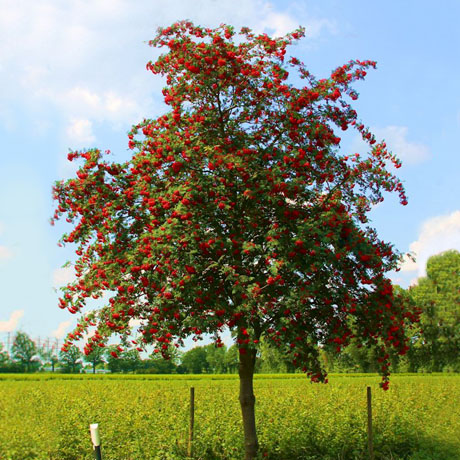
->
[254,431,460,460]
[197,427,459,460]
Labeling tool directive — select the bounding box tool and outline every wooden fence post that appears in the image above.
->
[367,386,374,460]
[90,423,102,460]
[188,387,195,458]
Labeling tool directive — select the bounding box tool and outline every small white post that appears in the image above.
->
[90,423,102,460]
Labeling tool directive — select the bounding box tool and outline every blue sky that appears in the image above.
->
[0,0,459,350]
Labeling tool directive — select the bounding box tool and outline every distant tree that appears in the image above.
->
[140,349,178,374]
[0,343,8,364]
[154,343,182,366]
[224,344,239,374]
[53,22,420,459]
[38,347,60,372]
[84,346,106,374]
[181,346,209,374]
[320,285,416,373]
[59,345,83,373]
[258,337,295,373]
[204,343,228,373]
[322,339,378,373]
[50,354,59,372]
[11,332,37,372]
[106,347,141,373]
[409,250,460,371]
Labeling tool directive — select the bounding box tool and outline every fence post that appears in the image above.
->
[367,386,374,460]
[188,387,195,458]
[90,423,102,460]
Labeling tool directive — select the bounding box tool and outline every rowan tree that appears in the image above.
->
[53,22,419,459]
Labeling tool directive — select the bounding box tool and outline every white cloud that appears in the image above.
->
[0,246,13,260]
[353,125,430,165]
[52,320,72,339]
[409,277,419,287]
[399,253,417,272]
[129,318,143,328]
[0,0,333,134]
[50,87,143,129]
[373,126,430,165]
[259,11,299,37]
[80,328,96,345]
[399,210,460,278]
[254,2,336,38]
[66,118,96,145]
[52,267,76,287]
[0,310,24,332]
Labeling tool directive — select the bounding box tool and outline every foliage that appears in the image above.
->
[0,343,8,364]
[11,332,37,372]
[106,347,141,373]
[53,20,417,389]
[203,343,229,373]
[0,374,459,459]
[180,346,209,374]
[151,343,182,365]
[0,344,23,373]
[52,20,420,458]
[83,346,106,374]
[38,347,59,372]
[258,337,296,373]
[408,250,460,372]
[59,345,82,373]
[224,344,239,373]
[139,357,178,374]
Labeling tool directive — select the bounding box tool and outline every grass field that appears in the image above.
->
[0,373,458,460]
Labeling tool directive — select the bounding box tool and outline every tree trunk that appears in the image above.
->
[93,362,96,374]
[239,349,258,460]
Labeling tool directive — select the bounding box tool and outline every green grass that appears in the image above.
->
[0,374,458,459]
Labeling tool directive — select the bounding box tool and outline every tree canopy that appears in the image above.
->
[52,21,419,458]
[408,250,460,371]
[59,344,82,373]
[11,331,37,371]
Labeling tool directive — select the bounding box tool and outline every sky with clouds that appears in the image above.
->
[0,0,459,349]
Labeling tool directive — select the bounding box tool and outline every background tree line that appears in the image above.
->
[2,250,458,374]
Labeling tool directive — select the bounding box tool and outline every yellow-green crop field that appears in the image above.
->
[0,373,458,460]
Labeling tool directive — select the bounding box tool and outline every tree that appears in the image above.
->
[83,346,106,373]
[50,354,59,372]
[53,22,419,459]
[59,345,83,373]
[39,347,60,372]
[181,346,209,374]
[11,332,37,372]
[106,347,142,373]
[204,343,228,373]
[322,338,378,373]
[258,337,295,373]
[142,352,178,374]
[409,250,460,371]
[224,344,239,374]
[0,343,8,364]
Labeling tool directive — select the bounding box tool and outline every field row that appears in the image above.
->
[0,374,459,459]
